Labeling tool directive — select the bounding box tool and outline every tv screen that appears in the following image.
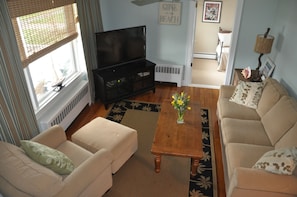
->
[95,26,146,69]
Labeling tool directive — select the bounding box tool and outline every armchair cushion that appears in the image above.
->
[20,140,74,175]
[0,141,63,197]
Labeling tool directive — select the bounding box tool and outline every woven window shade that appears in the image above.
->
[7,0,76,17]
[7,0,77,68]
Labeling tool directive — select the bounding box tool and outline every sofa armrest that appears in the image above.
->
[219,85,236,99]
[228,167,297,196]
[56,148,112,196]
[32,125,67,148]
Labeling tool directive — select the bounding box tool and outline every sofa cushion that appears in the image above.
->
[276,123,297,181]
[229,81,264,109]
[0,141,63,196]
[20,140,74,175]
[262,96,297,145]
[256,78,288,117]
[253,147,297,175]
[225,143,273,179]
[221,118,271,146]
[217,98,260,120]
[219,85,236,99]
[276,122,297,149]
[217,85,260,120]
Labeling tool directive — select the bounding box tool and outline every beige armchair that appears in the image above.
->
[0,125,113,197]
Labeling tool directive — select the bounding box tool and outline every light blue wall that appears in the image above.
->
[233,0,296,98]
[100,0,297,98]
[270,0,297,98]
[100,0,191,67]
[232,0,278,69]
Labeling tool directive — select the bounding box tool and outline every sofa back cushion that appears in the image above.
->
[275,123,297,177]
[262,96,297,145]
[0,141,63,197]
[275,122,297,149]
[256,78,288,117]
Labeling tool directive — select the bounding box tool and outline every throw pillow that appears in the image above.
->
[218,32,232,47]
[229,81,264,109]
[253,147,297,175]
[20,140,74,175]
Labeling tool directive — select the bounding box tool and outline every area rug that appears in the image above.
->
[105,100,216,197]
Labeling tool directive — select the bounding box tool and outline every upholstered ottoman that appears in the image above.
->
[71,117,138,173]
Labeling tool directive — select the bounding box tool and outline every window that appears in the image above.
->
[8,1,86,111]
[25,42,77,104]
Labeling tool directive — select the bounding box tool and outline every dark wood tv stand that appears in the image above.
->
[93,59,156,109]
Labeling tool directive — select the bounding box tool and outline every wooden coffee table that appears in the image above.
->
[151,100,203,176]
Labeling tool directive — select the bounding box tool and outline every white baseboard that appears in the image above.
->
[193,53,216,59]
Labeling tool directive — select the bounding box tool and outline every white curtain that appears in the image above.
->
[0,1,39,146]
[76,0,104,102]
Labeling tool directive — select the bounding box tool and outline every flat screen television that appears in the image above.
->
[95,25,146,70]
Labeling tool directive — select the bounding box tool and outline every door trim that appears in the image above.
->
[186,0,244,86]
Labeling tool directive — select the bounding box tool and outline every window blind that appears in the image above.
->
[7,0,78,68]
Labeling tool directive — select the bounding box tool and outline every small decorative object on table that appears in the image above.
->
[171,92,191,124]
[241,66,251,79]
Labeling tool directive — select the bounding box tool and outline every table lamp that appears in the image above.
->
[253,28,274,81]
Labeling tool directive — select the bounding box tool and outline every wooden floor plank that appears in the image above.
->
[66,83,226,197]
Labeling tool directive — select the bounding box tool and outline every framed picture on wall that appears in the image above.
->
[159,2,182,25]
[202,1,222,23]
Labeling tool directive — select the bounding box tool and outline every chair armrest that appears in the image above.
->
[228,167,297,196]
[219,85,235,99]
[56,149,112,196]
[32,125,67,148]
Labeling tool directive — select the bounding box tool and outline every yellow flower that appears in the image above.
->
[171,92,190,112]
[177,99,183,106]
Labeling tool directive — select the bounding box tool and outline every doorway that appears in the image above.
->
[190,0,237,88]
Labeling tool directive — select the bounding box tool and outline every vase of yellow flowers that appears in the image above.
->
[171,92,191,124]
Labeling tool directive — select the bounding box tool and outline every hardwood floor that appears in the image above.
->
[66,83,226,197]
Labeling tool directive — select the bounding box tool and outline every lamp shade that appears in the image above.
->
[254,34,274,54]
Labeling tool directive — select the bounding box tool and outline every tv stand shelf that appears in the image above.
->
[93,60,156,109]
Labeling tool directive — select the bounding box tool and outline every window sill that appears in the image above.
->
[35,72,89,120]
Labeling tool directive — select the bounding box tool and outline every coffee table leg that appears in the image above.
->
[191,158,199,176]
[154,155,161,173]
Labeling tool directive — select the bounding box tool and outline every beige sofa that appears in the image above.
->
[217,77,297,197]
[0,125,113,197]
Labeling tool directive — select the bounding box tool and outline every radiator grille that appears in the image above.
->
[155,66,182,75]
[155,64,184,87]
[39,82,89,131]
[50,86,88,126]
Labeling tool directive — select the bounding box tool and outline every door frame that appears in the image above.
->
[185,0,244,87]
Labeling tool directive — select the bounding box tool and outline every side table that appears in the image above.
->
[233,68,261,85]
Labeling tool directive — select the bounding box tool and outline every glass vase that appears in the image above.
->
[177,110,185,124]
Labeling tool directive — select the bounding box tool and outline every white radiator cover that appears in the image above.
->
[39,81,90,131]
[155,64,184,87]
